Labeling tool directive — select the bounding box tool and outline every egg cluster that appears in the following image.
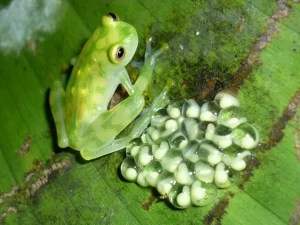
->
[121,92,259,208]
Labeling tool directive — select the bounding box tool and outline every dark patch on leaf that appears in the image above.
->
[238,155,260,189]
[142,189,157,211]
[290,199,300,225]
[228,0,292,93]
[260,90,300,150]
[204,197,229,225]
[18,135,31,156]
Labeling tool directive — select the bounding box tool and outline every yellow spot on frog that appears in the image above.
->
[71,87,76,94]
[77,69,81,76]
[91,51,106,64]
[86,61,100,75]
[80,89,87,96]
[96,39,106,49]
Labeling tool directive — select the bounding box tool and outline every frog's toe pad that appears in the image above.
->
[145,35,152,43]
[80,149,95,160]
[161,42,169,51]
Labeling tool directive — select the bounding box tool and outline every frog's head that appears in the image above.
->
[101,13,138,71]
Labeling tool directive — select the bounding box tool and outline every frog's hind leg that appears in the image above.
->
[79,93,146,160]
[80,83,171,160]
[49,80,69,148]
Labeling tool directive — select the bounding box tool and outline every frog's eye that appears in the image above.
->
[107,13,119,22]
[108,45,126,64]
[116,46,125,60]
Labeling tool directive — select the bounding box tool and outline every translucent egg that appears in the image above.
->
[200,101,220,122]
[214,92,240,109]
[194,161,215,183]
[161,148,183,173]
[218,107,247,129]
[156,171,176,196]
[212,124,233,149]
[142,160,163,187]
[181,118,199,140]
[232,123,259,149]
[191,180,217,206]
[169,132,187,149]
[223,151,252,171]
[126,138,143,156]
[198,141,223,165]
[151,108,169,128]
[168,184,191,209]
[121,156,139,182]
[173,161,195,185]
[135,144,154,167]
[182,141,200,163]
[152,141,170,160]
[214,162,239,188]
[182,99,201,118]
[137,169,149,187]
[167,103,181,119]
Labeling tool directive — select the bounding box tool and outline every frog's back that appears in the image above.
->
[63,13,138,146]
[64,35,118,139]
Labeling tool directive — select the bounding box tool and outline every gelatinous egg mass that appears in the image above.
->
[120,92,259,209]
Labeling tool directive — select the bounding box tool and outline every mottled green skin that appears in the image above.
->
[50,14,169,160]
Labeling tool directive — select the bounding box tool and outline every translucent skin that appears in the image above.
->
[50,14,169,160]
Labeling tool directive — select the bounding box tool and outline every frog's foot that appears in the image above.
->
[129,36,154,69]
[130,80,171,138]
[49,80,69,148]
[144,35,169,63]
[70,56,77,66]
[130,37,168,69]
[151,42,169,60]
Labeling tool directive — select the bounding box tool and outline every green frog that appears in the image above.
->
[50,13,170,160]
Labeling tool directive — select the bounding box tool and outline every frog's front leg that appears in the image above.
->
[118,68,134,95]
[49,80,69,148]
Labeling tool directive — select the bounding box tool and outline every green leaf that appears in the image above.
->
[0,0,300,224]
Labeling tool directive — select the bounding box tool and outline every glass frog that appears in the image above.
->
[50,13,170,160]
